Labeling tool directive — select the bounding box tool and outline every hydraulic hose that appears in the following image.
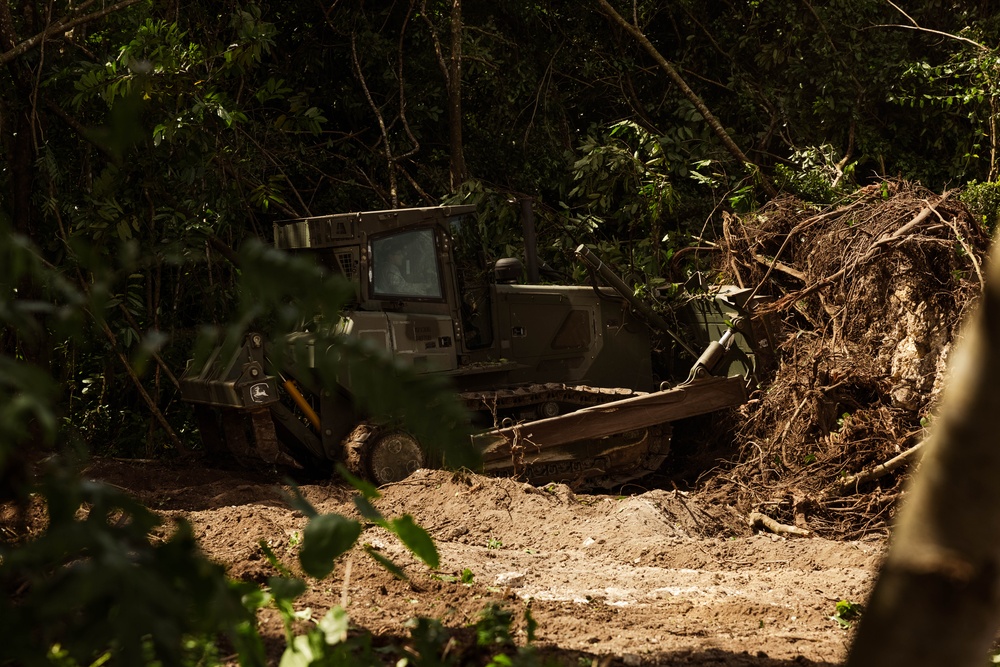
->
[281,376,321,431]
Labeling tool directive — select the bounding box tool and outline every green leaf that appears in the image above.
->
[279,635,316,667]
[268,576,306,601]
[283,481,318,519]
[240,585,273,611]
[336,463,380,499]
[299,513,362,579]
[524,605,538,643]
[389,514,439,569]
[353,495,385,525]
[317,606,349,645]
[259,540,293,577]
[363,544,407,580]
[830,599,864,628]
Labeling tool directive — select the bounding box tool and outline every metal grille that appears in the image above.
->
[336,251,354,278]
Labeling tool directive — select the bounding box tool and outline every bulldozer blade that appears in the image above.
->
[475,375,747,468]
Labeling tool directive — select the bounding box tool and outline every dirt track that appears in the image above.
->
[83,458,881,666]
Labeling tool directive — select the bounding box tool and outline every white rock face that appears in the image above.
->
[495,571,526,587]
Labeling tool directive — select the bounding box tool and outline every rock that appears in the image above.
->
[495,571,526,587]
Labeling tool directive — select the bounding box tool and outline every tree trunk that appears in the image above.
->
[0,0,37,240]
[447,0,467,191]
[0,1,47,369]
[846,239,1000,667]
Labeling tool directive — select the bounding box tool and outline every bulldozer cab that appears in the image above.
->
[271,205,491,376]
[359,207,499,359]
[274,206,504,360]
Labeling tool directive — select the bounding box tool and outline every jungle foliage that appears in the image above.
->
[4,0,1000,663]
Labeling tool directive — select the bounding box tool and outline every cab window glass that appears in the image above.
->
[371,228,442,299]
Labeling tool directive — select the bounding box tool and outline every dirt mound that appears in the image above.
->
[370,468,746,554]
[715,181,989,538]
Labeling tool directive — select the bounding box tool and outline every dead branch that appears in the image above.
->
[102,321,188,455]
[748,511,811,537]
[938,211,984,290]
[754,254,805,282]
[829,440,925,497]
[1,0,143,65]
[722,212,746,288]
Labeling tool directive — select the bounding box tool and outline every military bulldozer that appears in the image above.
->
[180,204,776,489]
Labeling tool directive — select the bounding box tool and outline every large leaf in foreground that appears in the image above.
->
[299,514,362,579]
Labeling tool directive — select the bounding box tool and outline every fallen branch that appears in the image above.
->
[938,211,984,290]
[749,511,811,537]
[722,212,746,288]
[754,254,806,282]
[102,320,189,456]
[829,440,926,496]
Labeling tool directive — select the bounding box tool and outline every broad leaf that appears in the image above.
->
[318,606,350,645]
[299,514,362,579]
[282,481,319,519]
[268,576,306,601]
[352,495,385,525]
[363,544,407,580]
[389,514,439,569]
[336,463,380,500]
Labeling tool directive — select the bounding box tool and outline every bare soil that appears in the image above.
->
[82,457,882,666]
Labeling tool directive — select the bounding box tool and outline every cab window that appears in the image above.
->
[371,228,443,299]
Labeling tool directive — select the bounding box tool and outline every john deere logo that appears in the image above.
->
[250,383,271,403]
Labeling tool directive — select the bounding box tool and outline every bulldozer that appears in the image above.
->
[179,204,776,489]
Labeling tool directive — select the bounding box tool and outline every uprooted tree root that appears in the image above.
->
[709,180,990,539]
